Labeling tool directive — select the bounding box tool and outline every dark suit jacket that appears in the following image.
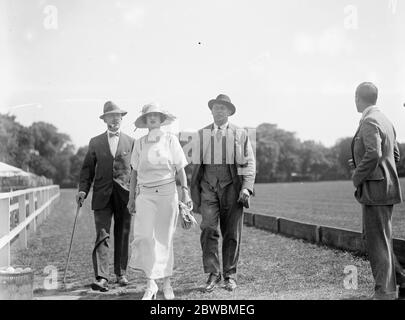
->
[351,107,402,205]
[79,131,134,210]
[190,123,256,212]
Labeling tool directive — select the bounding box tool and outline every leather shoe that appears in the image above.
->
[91,278,109,292]
[116,275,129,286]
[204,273,221,293]
[224,277,237,291]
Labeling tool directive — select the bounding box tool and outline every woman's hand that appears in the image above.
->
[127,198,136,215]
[181,187,193,208]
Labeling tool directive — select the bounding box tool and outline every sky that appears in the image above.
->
[1,0,404,150]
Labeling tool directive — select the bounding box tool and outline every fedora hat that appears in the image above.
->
[208,94,236,116]
[99,101,127,119]
[134,102,176,128]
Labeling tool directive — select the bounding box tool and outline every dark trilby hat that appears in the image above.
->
[208,94,236,116]
[99,101,127,119]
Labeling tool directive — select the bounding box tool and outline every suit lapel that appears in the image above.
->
[200,123,214,164]
[351,121,362,167]
[102,132,114,159]
[115,132,124,158]
[351,107,378,166]
[226,123,236,164]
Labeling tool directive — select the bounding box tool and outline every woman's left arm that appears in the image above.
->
[177,168,192,207]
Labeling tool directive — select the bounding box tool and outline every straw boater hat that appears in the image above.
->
[99,101,127,119]
[134,102,176,128]
[208,94,236,116]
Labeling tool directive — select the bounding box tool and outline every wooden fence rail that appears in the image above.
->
[0,185,60,267]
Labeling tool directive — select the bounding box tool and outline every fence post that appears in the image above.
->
[18,194,27,249]
[28,192,36,233]
[38,190,43,225]
[46,188,50,218]
[0,197,11,267]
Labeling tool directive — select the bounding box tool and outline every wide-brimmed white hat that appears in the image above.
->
[134,102,176,128]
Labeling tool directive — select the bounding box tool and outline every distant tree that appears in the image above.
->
[53,144,75,186]
[69,146,89,186]
[333,137,353,179]
[27,154,57,178]
[29,121,75,185]
[272,127,301,181]
[0,114,34,169]
[300,140,333,181]
[30,122,71,158]
[0,114,19,165]
[255,123,280,182]
[14,126,35,171]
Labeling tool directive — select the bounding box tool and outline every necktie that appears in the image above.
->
[109,132,119,138]
[215,127,223,141]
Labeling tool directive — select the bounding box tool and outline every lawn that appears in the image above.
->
[250,178,405,239]
[11,189,375,300]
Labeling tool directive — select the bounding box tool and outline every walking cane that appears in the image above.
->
[62,202,81,285]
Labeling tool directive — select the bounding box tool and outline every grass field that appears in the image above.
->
[11,189,375,300]
[250,178,405,239]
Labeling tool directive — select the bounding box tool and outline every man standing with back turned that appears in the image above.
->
[350,82,405,300]
[76,101,134,292]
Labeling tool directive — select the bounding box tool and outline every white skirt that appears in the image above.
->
[128,181,179,279]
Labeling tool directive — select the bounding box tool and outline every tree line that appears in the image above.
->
[2,113,405,187]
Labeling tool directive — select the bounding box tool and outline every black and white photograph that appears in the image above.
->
[1,0,405,310]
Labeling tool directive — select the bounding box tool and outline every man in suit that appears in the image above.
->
[350,82,405,299]
[191,94,256,292]
[76,101,134,292]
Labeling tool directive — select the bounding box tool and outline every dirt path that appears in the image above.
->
[11,189,374,300]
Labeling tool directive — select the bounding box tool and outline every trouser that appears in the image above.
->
[200,179,244,279]
[362,204,405,299]
[92,184,132,280]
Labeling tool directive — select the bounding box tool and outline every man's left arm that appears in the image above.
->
[239,130,256,195]
[394,127,400,163]
[352,121,382,188]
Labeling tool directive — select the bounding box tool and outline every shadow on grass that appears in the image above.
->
[340,295,371,300]
[172,286,206,297]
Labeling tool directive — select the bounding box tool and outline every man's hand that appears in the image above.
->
[237,188,250,208]
[348,159,355,170]
[76,191,86,207]
[127,198,136,215]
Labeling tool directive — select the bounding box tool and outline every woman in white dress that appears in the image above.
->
[127,102,192,300]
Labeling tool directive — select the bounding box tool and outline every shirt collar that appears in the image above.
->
[361,105,379,122]
[147,128,164,140]
[214,122,229,130]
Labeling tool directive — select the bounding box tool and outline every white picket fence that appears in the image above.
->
[0,185,60,267]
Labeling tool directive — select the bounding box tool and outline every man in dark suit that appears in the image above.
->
[191,94,256,292]
[76,101,134,292]
[350,82,405,299]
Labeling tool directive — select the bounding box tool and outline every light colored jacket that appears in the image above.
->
[351,107,402,205]
[190,122,256,211]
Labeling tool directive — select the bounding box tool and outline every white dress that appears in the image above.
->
[128,129,188,279]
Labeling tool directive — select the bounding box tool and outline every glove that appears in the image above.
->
[237,189,250,208]
[76,191,86,207]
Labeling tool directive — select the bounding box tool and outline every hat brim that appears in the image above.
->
[134,112,176,129]
[208,99,236,116]
[99,110,127,119]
